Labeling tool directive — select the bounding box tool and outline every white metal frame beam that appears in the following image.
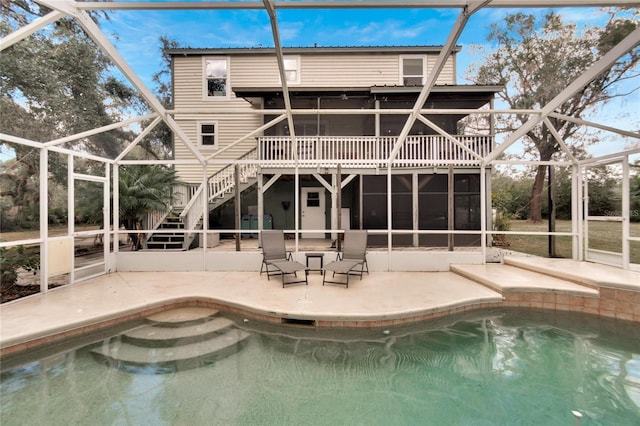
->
[484,26,640,164]
[35,0,206,165]
[388,0,490,163]
[75,1,640,11]
[0,10,65,50]
[263,0,298,163]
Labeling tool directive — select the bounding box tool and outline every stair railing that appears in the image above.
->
[178,184,205,249]
[141,209,172,249]
[208,149,258,201]
[177,148,258,250]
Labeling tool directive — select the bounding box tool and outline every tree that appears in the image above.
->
[468,10,639,222]
[0,1,169,228]
[119,165,180,250]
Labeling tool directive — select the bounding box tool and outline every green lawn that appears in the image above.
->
[506,220,640,263]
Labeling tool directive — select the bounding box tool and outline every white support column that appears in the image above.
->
[412,172,419,247]
[387,165,392,261]
[257,169,264,234]
[375,100,381,137]
[359,175,364,229]
[582,167,589,261]
[572,164,581,260]
[480,165,487,263]
[622,156,630,269]
[68,155,75,283]
[103,163,110,271]
[331,172,338,243]
[294,167,300,253]
[202,164,209,261]
[40,147,49,293]
[113,163,119,256]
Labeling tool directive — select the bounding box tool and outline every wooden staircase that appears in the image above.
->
[143,150,258,252]
[144,214,202,251]
[90,307,250,374]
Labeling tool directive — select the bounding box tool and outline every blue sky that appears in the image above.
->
[95,4,637,158]
[99,5,614,87]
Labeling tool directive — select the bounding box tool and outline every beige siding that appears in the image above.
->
[428,55,456,85]
[300,54,399,86]
[174,115,262,183]
[172,51,457,182]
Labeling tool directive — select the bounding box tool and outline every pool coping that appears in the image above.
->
[1,260,639,357]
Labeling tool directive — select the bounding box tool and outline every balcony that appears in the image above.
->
[257,135,493,168]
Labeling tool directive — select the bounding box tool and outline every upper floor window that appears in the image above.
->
[400,56,425,86]
[199,122,218,147]
[283,55,300,84]
[204,57,229,99]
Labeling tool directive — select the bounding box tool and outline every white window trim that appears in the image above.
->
[399,55,426,86]
[280,55,301,85]
[202,56,230,101]
[198,121,219,148]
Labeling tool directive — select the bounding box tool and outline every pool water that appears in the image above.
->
[1,309,639,425]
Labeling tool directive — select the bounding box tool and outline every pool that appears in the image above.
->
[1,308,639,425]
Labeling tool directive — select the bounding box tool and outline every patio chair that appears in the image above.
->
[323,230,369,288]
[261,230,308,287]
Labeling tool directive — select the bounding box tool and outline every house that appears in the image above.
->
[166,46,502,249]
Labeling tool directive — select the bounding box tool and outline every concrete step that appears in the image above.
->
[122,317,235,347]
[91,328,251,373]
[450,263,599,297]
[146,307,220,327]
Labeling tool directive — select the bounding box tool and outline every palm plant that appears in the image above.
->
[119,165,180,250]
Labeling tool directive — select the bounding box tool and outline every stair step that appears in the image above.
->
[91,329,251,373]
[149,235,185,242]
[123,317,235,347]
[146,242,184,250]
[146,307,219,327]
[161,223,185,229]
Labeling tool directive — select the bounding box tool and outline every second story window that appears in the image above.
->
[204,58,229,99]
[283,56,300,84]
[199,122,218,147]
[401,56,425,86]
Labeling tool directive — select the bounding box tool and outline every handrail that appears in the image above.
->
[174,149,259,249]
[208,149,258,201]
[257,135,493,167]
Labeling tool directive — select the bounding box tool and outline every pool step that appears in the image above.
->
[122,316,235,347]
[91,308,250,374]
[146,307,220,327]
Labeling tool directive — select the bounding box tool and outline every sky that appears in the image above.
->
[2,2,637,162]
[94,2,638,159]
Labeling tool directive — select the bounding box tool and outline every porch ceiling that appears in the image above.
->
[234,85,501,110]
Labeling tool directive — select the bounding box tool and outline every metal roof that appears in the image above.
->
[167,45,460,56]
[233,85,503,96]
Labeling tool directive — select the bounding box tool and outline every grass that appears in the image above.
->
[506,220,640,264]
[2,222,638,264]
[0,225,99,243]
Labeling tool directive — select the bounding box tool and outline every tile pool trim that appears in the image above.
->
[2,285,639,358]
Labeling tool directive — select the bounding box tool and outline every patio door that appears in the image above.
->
[73,172,109,282]
[583,159,626,267]
[301,187,325,238]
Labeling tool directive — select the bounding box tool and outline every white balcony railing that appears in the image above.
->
[258,135,493,167]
